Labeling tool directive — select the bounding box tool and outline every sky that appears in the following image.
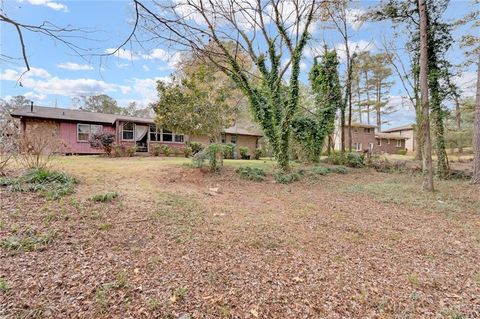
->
[0,0,477,129]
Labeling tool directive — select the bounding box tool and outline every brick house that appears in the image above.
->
[382,124,416,152]
[11,105,263,157]
[334,122,408,154]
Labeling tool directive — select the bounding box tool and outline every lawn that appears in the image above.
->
[1,156,479,318]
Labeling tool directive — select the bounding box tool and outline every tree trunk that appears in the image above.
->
[418,0,434,191]
[472,54,480,184]
[346,44,352,153]
[376,84,382,131]
[357,80,362,123]
[454,94,463,153]
[364,70,370,125]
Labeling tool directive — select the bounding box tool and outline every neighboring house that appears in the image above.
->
[11,105,263,156]
[334,122,408,154]
[382,124,416,152]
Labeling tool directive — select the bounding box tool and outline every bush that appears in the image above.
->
[345,152,365,168]
[239,147,249,159]
[89,132,115,156]
[397,149,408,155]
[192,143,223,172]
[152,145,161,156]
[253,148,263,160]
[310,166,330,175]
[222,143,236,159]
[90,191,118,202]
[0,168,77,200]
[273,170,300,184]
[161,145,172,157]
[183,146,192,158]
[190,142,204,155]
[18,128,63,169]
[112,144,124,157]
[125,146,136,157]
[235,166,266,181]
[173,147,180,157]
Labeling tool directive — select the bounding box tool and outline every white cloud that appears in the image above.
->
[335,40,375,62]
[1,67,130,97]
[104,48,140,61]
[116,63,130,69]
[143,48,170,61]
[453,71,476,97]
[142,65,150,72]
[24,92,47,101]
[58,62,93,71]
[131,77,171,104]
[20,0,68,12]
[346,8,366,31]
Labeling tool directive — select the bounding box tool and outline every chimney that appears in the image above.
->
[30,101,34,113]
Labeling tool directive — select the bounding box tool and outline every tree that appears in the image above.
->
[418,0,434,191]
[152,62,237,141]
[119,0,318,171]
[122,101,152,118]
[474,56,480,184]
[73,95,122,114]
[292,49,343,162]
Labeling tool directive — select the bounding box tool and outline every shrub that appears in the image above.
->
[310,166,330,175]
[89,132,115,156]
[253,148,263,160]
[239,147,249,159]
[184,146,192,158]
[192,143,224,172]
[273,170,300,184]
[152,145,161,156]
[161,145,172,157]
[328,166,348,174]
[397,149,408,155]
[222,143,235,159]
[125,146,136,157]
[18,127,63,169]
[2,169,78,200]
[235,166,266,181]
[345,152,365,168]
[173,147,180,157]
[190,142,204,155]
[90,191,118,202]
[112,144,124,157]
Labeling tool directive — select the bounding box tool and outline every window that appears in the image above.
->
[162,129,173,142]
[396,140,402,147]
[122,122,134,140]
[369,143,374,152]
[174,134,184,143]
[354,143,362,151]
[221,134,226,144]
[353,127,358,133]
[364,128,372,133]
[149,124,161,141]
[77,124,91,142]
[231,135,237,144]
[77,123,103,142]
[377,139,382,146]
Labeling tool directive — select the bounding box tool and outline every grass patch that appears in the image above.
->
[235,166,266,181]
[0,169,77,200]
[0,278,11,294]
[273,170,301,184]
[90,191,118,202]
[1,229,57,253]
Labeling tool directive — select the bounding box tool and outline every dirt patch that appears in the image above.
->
[1,158,479,318]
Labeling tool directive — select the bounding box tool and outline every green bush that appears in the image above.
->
[253,148,263,160]
[328,166,348,174]
[161,145,172,157]
[183,146,192,158]
[0,169,77,200]
[222,143,235,159]
[125,146,136,157]
[235,166,266,181]
[190,142,204,155]
[239,147,249,159]
[397,149,408,155]
[192,143,224,172]
[273,170,300,184]
[345,152,365,168]
[90,191,118,202]
[310,166,330,175]
[173,147,180,157]
[152,145,161,156]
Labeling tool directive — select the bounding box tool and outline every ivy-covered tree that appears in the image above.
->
[292,49,342,162]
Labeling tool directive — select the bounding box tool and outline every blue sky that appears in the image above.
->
[0,0,477,129]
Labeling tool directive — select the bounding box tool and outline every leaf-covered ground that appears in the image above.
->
[1,157,479,318]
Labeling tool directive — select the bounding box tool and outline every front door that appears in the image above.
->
[135,125,148,152]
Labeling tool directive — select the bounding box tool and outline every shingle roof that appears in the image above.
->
[382,124,414,133]
[11,105,263,137]
[375,132,409,140]
[349,122,377,128]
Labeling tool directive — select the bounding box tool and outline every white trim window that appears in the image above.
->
[387,139,391,144]
[354,143,362,151]
[148,124,184,143]
[396,139,402,147]
[149,124,161,141]
[364,128,372,133]
[231,135,237,144]
[377,139,382,146]
[122,122,134,140]
[369,143,374,152]
[77,123,103,142]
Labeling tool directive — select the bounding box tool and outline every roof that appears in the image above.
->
[375,132,409,140]
[11,105,263,137]
[382,124,414,133]
[348,122,377,128]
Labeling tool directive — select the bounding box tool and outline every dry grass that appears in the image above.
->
[1,156,479,318]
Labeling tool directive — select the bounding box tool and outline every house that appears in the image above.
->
[382,124,416,152]
[11,105,263,156]
[334,122,408,154]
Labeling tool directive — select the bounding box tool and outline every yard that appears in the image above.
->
[1,156,479,318]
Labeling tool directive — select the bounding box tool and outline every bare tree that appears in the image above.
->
[121,0,318,171]
[418,0,434,191]
[473,56,480,184]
